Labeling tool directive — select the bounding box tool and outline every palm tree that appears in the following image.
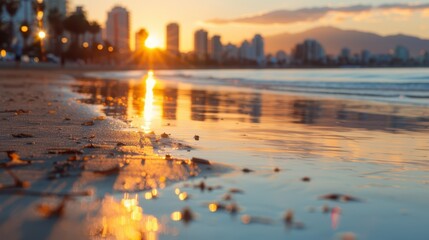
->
[63,12,89,45]
[47,8,64,55]
[88,21,100,46]
[63,12,89,60]
[5,0,19,47]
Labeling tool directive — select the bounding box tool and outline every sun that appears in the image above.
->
[145,36,161,49]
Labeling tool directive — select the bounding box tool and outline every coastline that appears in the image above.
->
[0,68,428,240]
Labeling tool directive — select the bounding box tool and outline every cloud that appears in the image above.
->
[207,4,429,25]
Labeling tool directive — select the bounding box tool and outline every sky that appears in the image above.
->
[72,0,429,52]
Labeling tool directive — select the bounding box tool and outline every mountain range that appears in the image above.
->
[264,26,429,56]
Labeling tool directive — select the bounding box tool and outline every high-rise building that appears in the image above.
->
[135,29,148,52]
[194,29,208,61]
[210,35,223,62]
[106,6,130,53]
[292,39,325,63]
[393,45,410,62]
[251,34,264,63]
[45,0,68,16]
[166,23,180,55]
[239,40,253,61]
[223,43,239,61]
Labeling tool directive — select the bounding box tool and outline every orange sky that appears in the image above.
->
[72,0,429,52]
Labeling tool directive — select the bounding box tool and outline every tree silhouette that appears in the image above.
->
[5,0,20,47]
[63,12,89,45]
[47,8,64,55]
[88,21,101,45]
[63,12,89,60]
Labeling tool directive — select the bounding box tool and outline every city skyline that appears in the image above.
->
[72,0,429,52]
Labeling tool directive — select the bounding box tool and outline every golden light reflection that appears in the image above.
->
[142,71,157,133]
[174,188,181,195]
[208,203,218,212]
[91,194,160,240]
[145,36,161,49]
[170,211,182,221]
[178,192,188,201]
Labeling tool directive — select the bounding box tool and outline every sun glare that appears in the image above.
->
[145,36,160,49]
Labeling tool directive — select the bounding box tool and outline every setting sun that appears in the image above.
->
[145,36,161,49]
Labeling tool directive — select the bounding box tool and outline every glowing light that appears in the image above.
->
[38,31,46,39]
[208,203,218,212]
[171,211,182,221]
[94,195,161,240]
[108,46,114,52]
[142,72,157,133]
[82,42,89,48]
[20,25,29,33]
[37,11,44,20]
[145,216,159,231]
[97,44,104,50]
[0,50,6,58]
[178,192,188,201]
[145,36,161,49]
[121,193,138,212]
[61,37,68,44]
[174,188,181,195]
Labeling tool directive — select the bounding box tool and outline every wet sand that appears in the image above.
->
[1,69,429,240]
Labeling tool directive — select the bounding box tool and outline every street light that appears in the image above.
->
[20,25,29,33]
[97,44,104,51]
[61,37,68,44]
[38,30,46,39]
[82,42,89,48]
[38,30,46,62]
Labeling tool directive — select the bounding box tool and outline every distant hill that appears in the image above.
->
[265,26,429,56]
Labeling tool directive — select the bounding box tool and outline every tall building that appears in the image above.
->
[135,29,148,52]
[106,6,130,53]
[210,35,223,62]
[223,43,239,61]
[239,40,253,61]
[194,29,208,61]
[45,0,68,16]
[166,23,180,55]
[293,39,325,63]
[393,45,410,62]
[251,34,264,63]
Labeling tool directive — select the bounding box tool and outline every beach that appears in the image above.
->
[1,68,429,240]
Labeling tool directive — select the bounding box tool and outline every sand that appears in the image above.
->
[1,68,429,240]
[0,70,232,240]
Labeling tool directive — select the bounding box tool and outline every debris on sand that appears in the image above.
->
[242,168,254,173]
[92,165,121,176]
[37,197,69,218]
[1,169,31,189]
[194,135,200,141]
[12,133,34,138]
[0,151,32,168]
[171,207,195,224]
[319,194,361,202]
[302,177,311,182]
[191,157,211,165]
[81,121,95,126]
[229,188,244,194]
[274,167,281,172]
[0,109,30,115]
[161,132,170,139]
[47,148,83,155]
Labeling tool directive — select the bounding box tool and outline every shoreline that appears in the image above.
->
[1,68,428,240]
[1,61,429,72]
